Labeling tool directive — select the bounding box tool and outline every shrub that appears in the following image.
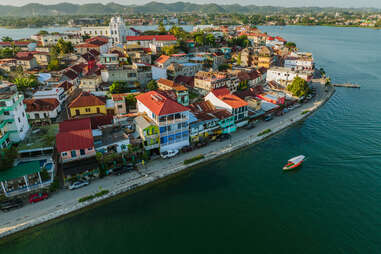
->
[78,190,110,203]
[184,154,205,165]
[49,176,60,192]
[301,110,310,115]
[258,129,271,137]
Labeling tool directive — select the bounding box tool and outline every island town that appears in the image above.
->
[0,17,334,237]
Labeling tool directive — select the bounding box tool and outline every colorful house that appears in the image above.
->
[68,92,107,119]
[136,91,190,152]
[205,88,249,128]
[157,78,189,106]
[0,82,30,149]
[56,118,96,163]
[134,115,160,151]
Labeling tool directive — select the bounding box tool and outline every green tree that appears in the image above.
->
[285,42,297,49]
[13,74,38,91]
[37,30,49,36]
[162,45,178,55]
[287,77,309,97]
[147,80,158,91]
[158,22,167,35]
[218,63,230,71]
[0,146,18,172]
[375,19,381,27]
[205,34,215,46]
[1,36,13,42]
[109,82,126,94]
[125,94,137,111]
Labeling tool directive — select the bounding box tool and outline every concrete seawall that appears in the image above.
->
[0,85,335,240]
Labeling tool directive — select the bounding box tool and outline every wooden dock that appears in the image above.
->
[333,83,360,88]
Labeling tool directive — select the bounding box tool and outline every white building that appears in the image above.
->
[80,16,132,45]
[33,87,67,104]
[31,33,82,47]
[284,52,314,71]
[205,88,249,127]
[23,98,61,121]
[266,67,312,87]
[0,82,30,144]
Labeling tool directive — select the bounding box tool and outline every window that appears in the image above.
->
[97,107,100,114]
[4,111,9,116]
[71,150,77,158]
[18,117,20,123]
[62,152,67,156]
[85,108,91,112]
[80,149,85,156]
[88,147,93,151]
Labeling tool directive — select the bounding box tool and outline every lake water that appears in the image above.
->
[1,26,381,253]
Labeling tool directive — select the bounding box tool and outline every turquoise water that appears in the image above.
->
[1,26,381,253]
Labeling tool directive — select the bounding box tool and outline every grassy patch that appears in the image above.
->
[18,124,59,150]
[78,190,110,203]
[258,129,272,137]
[184,154,205,165]
[301,110,310,115]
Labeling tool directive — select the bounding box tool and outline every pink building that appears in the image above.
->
[56,118,96,163]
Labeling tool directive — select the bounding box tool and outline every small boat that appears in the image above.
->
[283,155,305,171]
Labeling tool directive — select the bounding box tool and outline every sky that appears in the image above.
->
[1,0,381,8]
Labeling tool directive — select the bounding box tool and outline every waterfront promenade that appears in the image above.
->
[0,83,334,239]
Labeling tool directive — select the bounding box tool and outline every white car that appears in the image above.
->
[69,180,89,190]
[160,149,179,159]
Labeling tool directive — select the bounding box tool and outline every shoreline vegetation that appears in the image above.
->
[0,83,336,240]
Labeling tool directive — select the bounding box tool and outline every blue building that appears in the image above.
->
[136,91,190,152]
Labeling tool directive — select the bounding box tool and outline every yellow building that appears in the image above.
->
[68,92,107,118]
[258,46,274,69]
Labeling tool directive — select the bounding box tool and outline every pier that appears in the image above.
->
[333,83,360,88]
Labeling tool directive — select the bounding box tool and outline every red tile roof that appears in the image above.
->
[157,78,187,91]
[136,91,189,116]
[68,92,105,108]
[210,88,248,109]
[56,129,94,152]
[155,55,170,65]
[16,52,34,60]
[90,115,113,129]
[126,35,177,41]
[23,98,60,112]
[63,69,79,80]
[59,118,92,132]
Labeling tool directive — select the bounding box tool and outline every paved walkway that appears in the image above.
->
[0,83,334,239]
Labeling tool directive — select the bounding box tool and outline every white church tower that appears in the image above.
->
[109,16,128,44]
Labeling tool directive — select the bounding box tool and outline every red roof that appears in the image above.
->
[56,129,94,152]
[155,55,170,65]
[126,35,177,42]
[275,36,287,42]
[90,115,113,129]
[68,92,105,108]
[210,88,248,109]
[23,98,60,112]
[86,36,108,44]
[56,118,94,152]
[136,91,189,116]
[16,52,34,60]
[59,118,92,132]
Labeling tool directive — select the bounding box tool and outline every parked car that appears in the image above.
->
[264,115,273,121]
[0,198,23,212]
[160,149,179,159]
[29,193,48,204]
[69,180,89,190]
[181,145,193,153]
[217,133,231,142]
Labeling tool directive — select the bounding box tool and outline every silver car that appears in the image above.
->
[69,180,89,190]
